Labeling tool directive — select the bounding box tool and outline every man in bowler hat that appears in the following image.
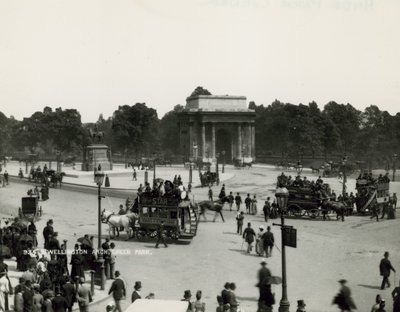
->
[380,251,396,289]
[108,271,125,312]
[181,290,193,312]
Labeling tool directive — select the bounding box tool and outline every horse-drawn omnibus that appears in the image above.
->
[355,174,390,214]
[134,194,198,242]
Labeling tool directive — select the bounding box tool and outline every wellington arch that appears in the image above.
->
[178,93,256,163]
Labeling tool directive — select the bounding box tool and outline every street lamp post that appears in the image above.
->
[342,156,347,196]
[241,149,244,169]
[274,186,290,312]
[94,165,105,290]
[393,154,398,182]
[222,150,226,174]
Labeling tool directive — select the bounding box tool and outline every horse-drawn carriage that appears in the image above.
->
[199,170,219,187]
[286,186,327,218]
[134,194,198,242]
[30,168,65,188]
[233,158,253,169]
[19,196,42,221]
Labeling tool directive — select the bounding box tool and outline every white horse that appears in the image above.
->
[101,209,137,240]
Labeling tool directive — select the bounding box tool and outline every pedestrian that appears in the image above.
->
[257,260,272,305]
[3,171,8,185]
[213,201,225,222]
[188,183,192,193]
[263,199,271,222]
[380,251,396,290]
[28,220,38,247]
[370,202,380,222]
[193,290,205,312]
[23,280,34,312]
[251,195,258,215]
[43,219,54,250]
[76,277,92,312]
[392,280,400,312]
[155,221,168,248]
[228,192,234,211]
[62,278,76,312]
[376,299,386,312]
[381,198,389,219]
[0,271,9,312]
[221,282,230,306]
[108,271,126,312]
[371,294,382,312]
[243,223,256,253]
[227,283,240,312]
[181,290,194,312]
[332,279,357,312]
[262,226,274,258]
[219,184,226,199]
[131,281,141,303]
[245,194,251,214]
[132,169,137,181]
[32,284,44,312]
[235,193,242,211]
[71,244,85,282]
[256,226,265,256]
[236,212,244,235]
[208,187,213,201]
[52,288,68,312]
[296,300,306,312]
[109,243,116,279]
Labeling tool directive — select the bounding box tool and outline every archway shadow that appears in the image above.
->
[357,284,381,290]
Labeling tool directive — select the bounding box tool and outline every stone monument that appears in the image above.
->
[178,88,256,163]
[81,126,112,171]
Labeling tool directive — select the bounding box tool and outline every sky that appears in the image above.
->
[0,0,399,123]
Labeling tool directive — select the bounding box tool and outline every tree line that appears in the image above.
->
[0,93,399,167]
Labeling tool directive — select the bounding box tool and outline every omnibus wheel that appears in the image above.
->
[309,209,320,219]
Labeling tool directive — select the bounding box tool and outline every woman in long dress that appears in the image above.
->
[0,272,10,312]
[256,226,265,256]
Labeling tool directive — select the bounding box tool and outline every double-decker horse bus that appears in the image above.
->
[135,193,198,242]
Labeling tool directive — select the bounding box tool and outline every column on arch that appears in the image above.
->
[202,122,206,159]
[251,122,255,159]
[237,123,242,159]
[212,122,216,159]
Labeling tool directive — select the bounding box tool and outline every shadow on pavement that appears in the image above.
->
[222,232,238,235]
[236,296,258,302]
[357,284,381,290]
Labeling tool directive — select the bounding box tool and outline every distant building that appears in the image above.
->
[178,93,255,163]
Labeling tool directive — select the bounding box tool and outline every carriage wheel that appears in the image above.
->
[309,209,320,219]
[136,230,146,241]
[288,205,302,217]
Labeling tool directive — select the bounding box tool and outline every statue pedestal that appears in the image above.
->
[82,144,112,171]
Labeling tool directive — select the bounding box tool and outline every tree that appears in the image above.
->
[190,86,212,97]
[111,103,159,156]
[159,105,184,157]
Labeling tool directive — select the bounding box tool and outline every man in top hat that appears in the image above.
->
[380,251,396,289]
[181,290,193,312]
[43,219,54,250]
[296,299,306,312]
[108,271,125,312]
[131,281,142,303]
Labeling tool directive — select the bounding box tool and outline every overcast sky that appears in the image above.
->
[0,0,399,122]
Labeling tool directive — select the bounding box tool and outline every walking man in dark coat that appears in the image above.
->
[43,219,54,250]
[62,278,76,312]
[155,221,168,248]
[235,193,242,211]
[108,271,126,312]
[243,223,256,253]
[380,251,396,289]
[245,194,251,214]
[263,198,271,222]
[228,192,234,211]
[262,226,275,257]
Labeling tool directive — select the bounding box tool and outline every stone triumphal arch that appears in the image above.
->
[178,94,256,163]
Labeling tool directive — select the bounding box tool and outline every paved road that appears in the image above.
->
[1,166,399,312]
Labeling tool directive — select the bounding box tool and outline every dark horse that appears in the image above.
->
[321,200,347,221]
